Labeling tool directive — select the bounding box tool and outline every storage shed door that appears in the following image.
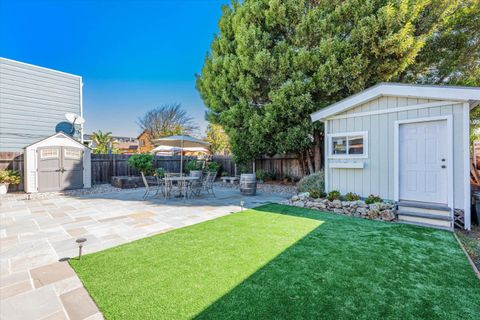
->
[37,146,83,192]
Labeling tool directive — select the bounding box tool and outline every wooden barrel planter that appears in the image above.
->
[240,173,257,196]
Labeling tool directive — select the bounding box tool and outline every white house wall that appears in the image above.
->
[326,96,466,209]
[0,58,82,151]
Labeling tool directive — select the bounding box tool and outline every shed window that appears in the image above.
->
[328,132,368,158]
[40,148,59,159]
[64,149,82,159]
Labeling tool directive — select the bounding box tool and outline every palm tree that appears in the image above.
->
[91,130,113,154]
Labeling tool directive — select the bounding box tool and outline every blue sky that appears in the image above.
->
[0,0,230,137]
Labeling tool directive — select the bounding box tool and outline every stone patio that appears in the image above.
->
[0,186,288,320]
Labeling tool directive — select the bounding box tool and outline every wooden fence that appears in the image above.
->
[254,154,302,179]
[0,152,302,192]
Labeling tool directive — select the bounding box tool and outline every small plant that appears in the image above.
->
[206,161,220,172]
[327,190,341,201]
[309,188,326,199]
[297,171,324,194]
[185,160,201,173]
[0,170,21,184]
[128,154,154,175]
[344,192,361,201]
[155,167,165,178]
[365,194,382,204]
[283,174,293,183]
[266,171,277,181]
[221,171,229,177]
[256,169,267,182]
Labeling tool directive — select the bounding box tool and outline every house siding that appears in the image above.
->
[0,58,82,151]
[326,96,466,209]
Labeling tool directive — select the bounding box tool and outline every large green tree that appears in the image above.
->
[197,0,477,173]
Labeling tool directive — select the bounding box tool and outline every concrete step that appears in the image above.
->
[397,211,452,221]
[397,201,451,216]
[397,214,452,229]
[397,220,452,231]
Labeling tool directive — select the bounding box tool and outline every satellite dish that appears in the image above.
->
[64,113,85,135]
[65,113,86,125]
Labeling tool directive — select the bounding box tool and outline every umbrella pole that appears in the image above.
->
[180,136,184,175]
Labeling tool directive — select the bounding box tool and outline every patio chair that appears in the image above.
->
[196,171,217,197]
[164,172,185,199]
[141,172,162,200]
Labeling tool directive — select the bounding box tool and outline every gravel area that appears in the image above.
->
[215,181,297,196]
[3,181,297,201]
[456,225,480,271]
[1,184,127,200]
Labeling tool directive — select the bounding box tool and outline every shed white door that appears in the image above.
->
[399,120,448,204]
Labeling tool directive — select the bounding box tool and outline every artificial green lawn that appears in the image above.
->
[70,204,480,319]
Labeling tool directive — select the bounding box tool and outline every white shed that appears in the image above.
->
[311,83,480,230]
[24,132,91,193]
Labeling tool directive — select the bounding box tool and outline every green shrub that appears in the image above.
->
[297,171,324,194]
[221,171,229,177]
[128,154,154,175]
[283,174,293,183]
[344,192,361,201]
[266,171,277,181]
[0,170,21,184]
[327,190,341,201]
[256,169,267,181]
[206,161,220,172]
[185,160,201,173]
[365,194,383,204]
[309,188,326,199]
[155,168,165,178]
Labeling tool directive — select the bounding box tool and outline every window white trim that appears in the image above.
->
[327,131,368,159]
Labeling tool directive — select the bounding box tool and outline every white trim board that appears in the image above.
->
[311,83,480,122]
[463,103,471,230]
[327,131,369,159]
[326,100,460,120]
[393,115,454,221]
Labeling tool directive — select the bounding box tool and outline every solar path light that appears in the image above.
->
[76,238,87,260]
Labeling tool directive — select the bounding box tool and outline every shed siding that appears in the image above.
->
[0,58,82,151]
[326,96,465,209]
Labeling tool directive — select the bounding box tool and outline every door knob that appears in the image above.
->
[441,159,445,162]
[441,165,446,169]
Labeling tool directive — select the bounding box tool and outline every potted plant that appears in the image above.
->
[206,161,220,173]
[0,170,21,195]
[127,154,154,176]
[185,160,202,177]
[255,169,267,183]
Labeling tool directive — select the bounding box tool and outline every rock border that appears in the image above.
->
[288,192,396,222]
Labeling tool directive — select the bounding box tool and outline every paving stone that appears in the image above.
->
[60,287,100,320]
[0,280,32,299]
[30,262,76,288]
[0,285,63,320]
[0,271,30,288]
[40,310,69,320]
[53,275,83,296]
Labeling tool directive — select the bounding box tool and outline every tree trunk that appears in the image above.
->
[298,152,306,177]
[306,150,314,175]
[313,129,322,172]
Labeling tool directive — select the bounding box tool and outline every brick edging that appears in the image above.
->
[453,232,480,281]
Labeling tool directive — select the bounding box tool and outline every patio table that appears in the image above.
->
[164,176,200,200]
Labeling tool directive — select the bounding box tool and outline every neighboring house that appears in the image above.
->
[0,58,83,151]
[311,83,480,231]
[137,130,154,153]
[83,134,138,154]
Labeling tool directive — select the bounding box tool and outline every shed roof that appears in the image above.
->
[310,83,480,122]
[24,132,88,150]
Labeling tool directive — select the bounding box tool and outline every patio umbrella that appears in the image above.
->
[152,135,210,174]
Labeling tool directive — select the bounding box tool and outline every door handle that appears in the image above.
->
[441,159,445,162]
[441,165,446,169]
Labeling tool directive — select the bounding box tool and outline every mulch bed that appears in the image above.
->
[456,225,480,272]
